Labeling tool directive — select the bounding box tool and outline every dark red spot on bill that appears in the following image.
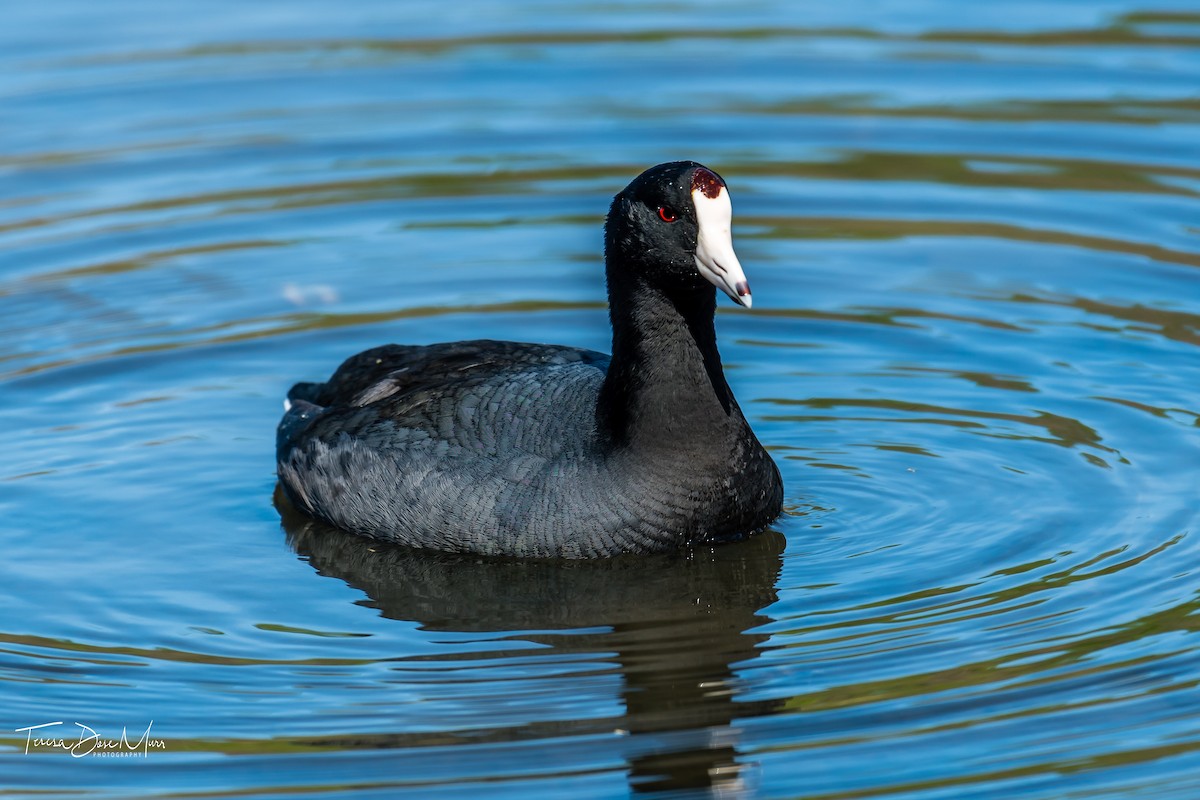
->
[690,167,724,199]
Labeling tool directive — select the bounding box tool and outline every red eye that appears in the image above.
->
[657,206,678,223]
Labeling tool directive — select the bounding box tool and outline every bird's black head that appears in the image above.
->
[604,161,752,308]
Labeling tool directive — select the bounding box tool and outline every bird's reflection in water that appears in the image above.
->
[278,489,784,797]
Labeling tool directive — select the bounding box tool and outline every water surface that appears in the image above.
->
[2,1,1199,797]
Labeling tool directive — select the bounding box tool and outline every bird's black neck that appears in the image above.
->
[597,272,740,450]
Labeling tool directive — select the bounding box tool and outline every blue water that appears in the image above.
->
[2,1,1199,797]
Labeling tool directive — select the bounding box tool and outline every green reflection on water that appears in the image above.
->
[254,623,371,638]
[11,240,289,289]
[763,396,1112,452]
[1006,294,1200,347]
[740,96,1200,126]
[3,300,605,380]
[752,217,1200,271]
[737,152,1200,198]
[0,630,379,668]
[69,15,1200,67]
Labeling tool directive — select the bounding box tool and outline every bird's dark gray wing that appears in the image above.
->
[286,340,609,410]
[276,342,617,555]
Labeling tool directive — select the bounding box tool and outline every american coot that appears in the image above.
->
[276,161,783,557]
